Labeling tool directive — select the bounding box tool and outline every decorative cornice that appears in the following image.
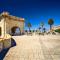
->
[0,12,24,22]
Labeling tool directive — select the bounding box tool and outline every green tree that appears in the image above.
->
[27,22,32,32]
[48,18,54,30]
[55,29,60,33]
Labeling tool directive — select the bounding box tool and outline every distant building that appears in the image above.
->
[52,26,60,30]
[0,12,24,37]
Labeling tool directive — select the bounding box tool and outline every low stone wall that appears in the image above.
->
[0,34,12,52]
[3,39,11,49]
[0,38,11,52]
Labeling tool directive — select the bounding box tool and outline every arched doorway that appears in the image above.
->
[11,27,21,36]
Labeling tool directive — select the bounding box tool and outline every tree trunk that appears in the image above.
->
[42,26,43,33]
[29,27,30,32]
[50,25,52,30]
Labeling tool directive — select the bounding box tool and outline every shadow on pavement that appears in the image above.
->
[0,38,16,60]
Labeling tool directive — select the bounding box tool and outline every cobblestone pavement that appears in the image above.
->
[4,35,60,60]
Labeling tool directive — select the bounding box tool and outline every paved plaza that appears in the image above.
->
[4,35,60,60]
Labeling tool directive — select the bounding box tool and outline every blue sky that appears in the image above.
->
[0,0,60,30]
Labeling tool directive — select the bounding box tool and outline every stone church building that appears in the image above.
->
[0,12,24,37]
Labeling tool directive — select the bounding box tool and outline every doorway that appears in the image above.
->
[11,27,21,36]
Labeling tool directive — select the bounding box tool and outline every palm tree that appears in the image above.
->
[27,22,32,32]
[40,22,44,33]
[48,18,54,30]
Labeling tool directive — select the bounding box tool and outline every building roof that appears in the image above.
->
[0,12,24,22]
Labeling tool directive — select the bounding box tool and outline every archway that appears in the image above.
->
[11,27,21,36]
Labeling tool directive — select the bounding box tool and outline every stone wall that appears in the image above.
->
[5,18,24,35]
[0,38,11,52]
[0,34,12,52]
[0,39,11,52]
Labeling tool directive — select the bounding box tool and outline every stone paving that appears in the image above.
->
[3,35,60,60]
